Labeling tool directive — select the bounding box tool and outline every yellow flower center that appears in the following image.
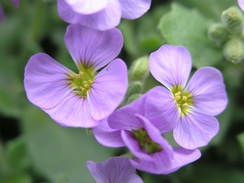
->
[171,86,193,117]
[133,127,162,154]
[68,64,95,98]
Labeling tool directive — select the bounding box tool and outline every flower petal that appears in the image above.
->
[149,44,192,89]
[65,24,123,70]
[145,86,179,133]
[11,0,19,8]
[238,0,244,11]
[174,111,219,149]
[108,91,148,130]
[86,156,142,183]
[122,130,153,161]
[167,147,201,173]
[64,0,108,14]
[24,53,73,110]
[92,119,125,147]
[58,0,121,31]
[0,4,5,21]
[89,59,128,120]
[186,67,228,116]
[118,0,151,19]
[43,93,101,127]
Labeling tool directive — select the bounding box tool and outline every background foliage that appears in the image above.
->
[0,0,244,182]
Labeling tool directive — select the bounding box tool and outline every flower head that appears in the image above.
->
[57,0,151,30]
[86,156,143,183]
[93,88,201,174]
[148,44,228,149]
[24,24,128,127]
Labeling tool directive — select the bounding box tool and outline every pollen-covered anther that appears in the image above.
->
[182,103,188,108]
[182,96,187,101]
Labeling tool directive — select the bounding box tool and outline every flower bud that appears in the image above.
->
[224,38,244,63]
[208,23,229,46]
[222,7,244,34]
[126,94,142,104]
[128,56,149,82]
[126,81,143,97]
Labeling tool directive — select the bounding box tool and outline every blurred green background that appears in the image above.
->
[0,0,244,182]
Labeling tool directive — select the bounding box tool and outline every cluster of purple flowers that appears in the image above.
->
[23,0,228,182]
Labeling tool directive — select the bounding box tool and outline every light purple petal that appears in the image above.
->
[65,24,123,70]
[89,59,128,120]
[108,92,148,130]
[149,44,192,89]
[92,118,125,147]
[121,130,154,162]
[238,0,244,11]
[145,86,179,133]
[186,67,228,116]
[86,156,143,183]
[58,0,121,31]
[118,0,151,19]
[167,148,201,173]
[174,111,219,149]
[43,94,101,127]
[65,0,108,14]
[11,0,19,8]
[24,53,73,110]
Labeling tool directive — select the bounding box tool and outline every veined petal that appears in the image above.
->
[89,59,128,120]
[118,0,151,19]
[186,67,228,116]
[149,44,192,89]
[108,92,148,130]
[44,94,101,127]
[86,157,143,183]
[65,0,108,14]
[121,130,153,162]
[65,24,123,70]
[167,148,201,173]
[174,111,219,149]
[92,119,125,147]
[24,53,73,110]
[145,86,179,133]
[58,0,121,31]
[238,0,244,11]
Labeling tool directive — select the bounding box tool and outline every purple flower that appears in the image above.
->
[93,88,201,174]
[57,0,151,30]
[24,24,128,128]
[238,0,244,11]
[11,0,19,8]
[148,44,228,149]
[86,156,143,183]
[0,4,4,21]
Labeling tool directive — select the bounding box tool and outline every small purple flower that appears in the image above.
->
[0,4,4,21]
[11,0,19,8]
[93,88,201,174]
[86,156,143,183]
[57,0,151,30]
[148,44,228,149]
[24,24,128,128]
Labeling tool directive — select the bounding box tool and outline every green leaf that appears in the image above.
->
[21,106,113,183]
[6,137,30,171]
[159,3,222,68]
[173,0,238,20]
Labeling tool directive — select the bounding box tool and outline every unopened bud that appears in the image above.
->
[126,94,142,104]
[208,23,229,46]
[126,81,143,98]
[128,56,149,82]
[222,7,244,34]
[224,38,244,63]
